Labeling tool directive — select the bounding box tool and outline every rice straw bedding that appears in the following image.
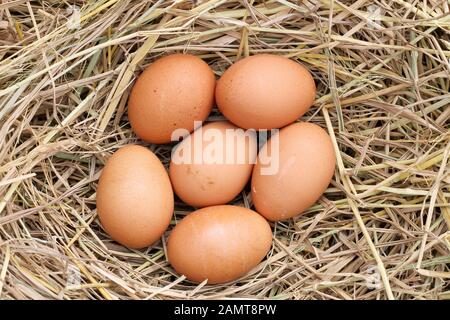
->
[0,0,449,300]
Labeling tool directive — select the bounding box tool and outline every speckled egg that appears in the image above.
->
[128,54,216,144]
[169,121,257,208]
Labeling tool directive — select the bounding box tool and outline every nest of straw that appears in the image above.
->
[0,0,449,300]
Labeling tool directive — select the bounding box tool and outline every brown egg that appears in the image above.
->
[96,145,174,248]
[216,54,316,129]
[167,205,272,284]
[252,122,335,221]
[169,121,257,208]
[128,54,215,144]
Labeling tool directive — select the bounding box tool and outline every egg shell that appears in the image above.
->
[167,205,272,284]
[128,54,216,144]
[96,145,174,248]
[216,54,316,130]
[252,122,335,221]
[169,121,257,208]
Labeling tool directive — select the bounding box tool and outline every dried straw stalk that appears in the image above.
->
[0,0,449,300]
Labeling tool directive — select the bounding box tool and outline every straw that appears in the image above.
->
[0,0,449,300]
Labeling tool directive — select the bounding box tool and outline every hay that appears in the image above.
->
[0,0,449,300]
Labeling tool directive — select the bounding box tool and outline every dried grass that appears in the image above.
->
[0,0,449,300]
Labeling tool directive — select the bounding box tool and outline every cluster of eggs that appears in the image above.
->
[96,54,336,284]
